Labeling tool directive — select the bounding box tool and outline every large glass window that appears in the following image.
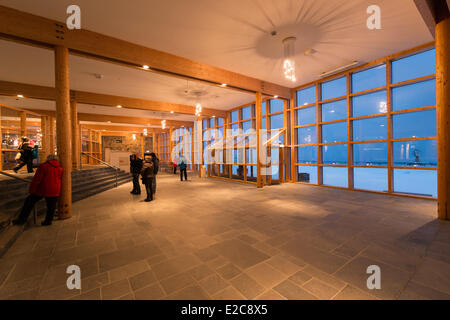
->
[353,143,387,166]
[352,65,386,93]
[270,113,284,129]
[321,77,346,100]
[393,169,437,197]
[393,140,437,167]
[242,106,252,120]
[323,167,348,188]
[354,168,388,192]
[322,122,347,143]
[297,86,316,106]
[322,145,347,165]
[393,109,436,139]
[322,99,347,122]
[231,110,239,123]
[353,117,387,141]
[297,126,317,144]
[392,49,436,83]
[297,166,317,184]
[297,106,316,125]
[352,90,387,117]
[392,80,436,111]
[297,146,317,164]
[270,99,284,113]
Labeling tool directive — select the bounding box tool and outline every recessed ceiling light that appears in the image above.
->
[220,83,227,87]
[274,95,278,99]
[170,111,174,114]
[142,65,150,70]
[107,121,111,123]
[116,105,122,108]
[17,94,24,98]
[212,116,216,118]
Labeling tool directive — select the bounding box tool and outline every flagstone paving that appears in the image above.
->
[0,173,449,300]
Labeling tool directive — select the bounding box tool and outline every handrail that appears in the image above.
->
[0,170,37,226]
[0,170,32,183]
[81,152,120,187]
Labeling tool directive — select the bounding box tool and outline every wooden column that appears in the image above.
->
[437,11,450,220]
[49,116,55,154]
[141,133,145,156]
[55,46,72,220]
[152,132,156,153]
[256,92,263,188]
[0,107,2,169]
[20,111,26,137]
[70,100,80,170]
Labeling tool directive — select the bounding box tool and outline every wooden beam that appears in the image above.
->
[26,108,193,128]
[55,46,72,220]
[0,80,225,118]
[436,9,450,220]
[81,124,168,133]
[413,0,438,37]
[0,5,290,99]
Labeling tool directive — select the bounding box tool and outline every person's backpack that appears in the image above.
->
[31,147,39,160]
[179,160,186,170]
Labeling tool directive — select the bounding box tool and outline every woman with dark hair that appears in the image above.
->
[13,136,34,173]
[149,152,159,197]
[140,154,154,202]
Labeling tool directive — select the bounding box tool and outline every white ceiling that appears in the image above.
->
[0,0,433,88]
[0,40,254,113]
[0,95,196,126]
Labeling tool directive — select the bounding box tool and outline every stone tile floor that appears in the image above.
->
[0,173,449,300]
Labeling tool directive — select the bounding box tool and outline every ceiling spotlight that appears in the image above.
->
[142,65,150,70]
[116,105,122,108]
[17,94,24,98]
[274,95,278,99]
[220,83,227,87]
[212,116,216,118]
[170,111,174,114]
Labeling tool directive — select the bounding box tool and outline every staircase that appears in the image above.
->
[0,166,131,256]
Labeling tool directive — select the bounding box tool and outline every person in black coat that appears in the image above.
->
[13,137,34,173]
[149,152,159,196]
[130,154,143,195]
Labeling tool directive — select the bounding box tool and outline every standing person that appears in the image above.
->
[12,154,63,226]
[150,152,159,197]
[173,160,177,174]
[130,154,143,195]
[178,155,188,181]
[13,137,34,173]
[141,154,154,202]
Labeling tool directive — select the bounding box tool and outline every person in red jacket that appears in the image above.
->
[12,154,63,226]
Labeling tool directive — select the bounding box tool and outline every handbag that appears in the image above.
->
[15,152,21,161]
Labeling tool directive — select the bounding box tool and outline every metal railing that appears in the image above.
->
[0,170,38,226]
[80,152,121,187]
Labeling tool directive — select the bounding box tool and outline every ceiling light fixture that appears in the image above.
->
[142,65,150,70]
[282,37,297,82]
[195,103,202,117]
[170,111,174,114]
[274,95,278,99]
[220,83,227,87]
[17,94,24,98]
[319,61,359,78]
[116,105,122,108]
[161,120,166,129]
[143,128,148,136]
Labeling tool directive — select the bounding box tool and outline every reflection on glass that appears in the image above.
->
[322,145,347,165]
[322,99,347,122]
[394,169,437,197]
[392,49,436,83]
[297,86,316,106]
[353,117,387,141]
[297,126,317,144]
[297,106,316,125]
[353,142,387,166]
[392,80,436,111]
[297,146,317,164]
[323,166,348,187]
[352,90,387,117]
[322,122,347,143]
[393,109,436,139]
[321,77,346,100]
[393,140,437,167]
[354,168,388,191]
[352,64,386,93]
